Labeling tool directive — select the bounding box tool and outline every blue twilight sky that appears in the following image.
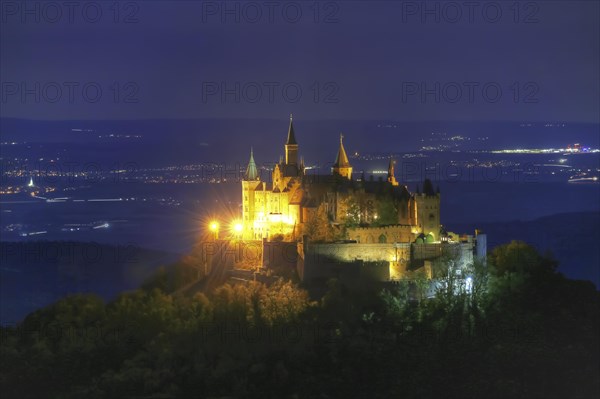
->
[1,0,599,122]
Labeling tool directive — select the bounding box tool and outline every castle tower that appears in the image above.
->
[414,178,441,241]
[244,147,259,181]
[242,148,262,239]
[332,133,352,179]
[285,114,298,165]
[387,158,399,186]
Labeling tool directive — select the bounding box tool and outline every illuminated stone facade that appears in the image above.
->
[241,116,442,243]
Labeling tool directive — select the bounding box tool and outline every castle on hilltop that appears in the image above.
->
[240,116,485,283]
[242,115,441,244]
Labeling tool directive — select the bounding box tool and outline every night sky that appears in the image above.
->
[2,0,599,122]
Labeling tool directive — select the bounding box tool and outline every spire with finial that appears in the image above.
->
[286,113,297,146]
[332,133,352,179]
[284,114,298,166]
[387,158,398,186]
[333,133,350,168]
[244,147,259,181]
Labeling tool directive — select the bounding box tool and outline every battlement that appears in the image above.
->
[346,224,417,244]
[348,224,413,231]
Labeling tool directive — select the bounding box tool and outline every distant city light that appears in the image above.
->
[491,146,599,154]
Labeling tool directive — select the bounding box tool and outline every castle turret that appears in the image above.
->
[414,178,441,241]
[285,114,298,165]
[242,148,263,239]
[332,133,352,180]
[244,147,259,181]
[387,158,398,186]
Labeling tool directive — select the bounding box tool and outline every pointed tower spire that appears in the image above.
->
[286,114,297,145]
[334,134,350,168]
[284,114,298,166]
[244,147,259,181]
[332,133,352,179]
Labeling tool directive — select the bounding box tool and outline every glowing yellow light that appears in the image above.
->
[233,221,243,233]
[268,214,282,223]
[267,213,295,225]
[209,221,219,231]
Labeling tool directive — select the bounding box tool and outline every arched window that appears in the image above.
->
[378,234,387,243]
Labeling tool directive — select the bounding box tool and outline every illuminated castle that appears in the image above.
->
[241,116,442,245]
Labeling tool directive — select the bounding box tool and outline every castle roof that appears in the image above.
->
[286,114,297,145]
[333,134,351,168]
[244,147,259,181]
[280,163,301,177]
[289,188,305,205]
[301,174,411,201]
[423,179,436,196]
[302,197,319,208]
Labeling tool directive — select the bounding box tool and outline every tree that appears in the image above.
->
[303,203,334,242]
[489,240,557,277]
[374,196,397,226]
[259,280,312,325]
[342,197,361,228]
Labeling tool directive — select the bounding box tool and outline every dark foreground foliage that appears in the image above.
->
[1,241,598,398]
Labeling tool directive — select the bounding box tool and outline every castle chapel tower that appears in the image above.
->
[242,148,262,239]
[285,114,298,165]
[332,134,352,179]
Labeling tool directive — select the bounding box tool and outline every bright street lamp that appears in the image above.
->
[209,221,219,240]
[232,221,243,239]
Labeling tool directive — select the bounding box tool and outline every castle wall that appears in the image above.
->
[298,241,412,282]
[262,240,297,270]
[410,242,474,273]
[297,240,476,283]
[346,225,416,244]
